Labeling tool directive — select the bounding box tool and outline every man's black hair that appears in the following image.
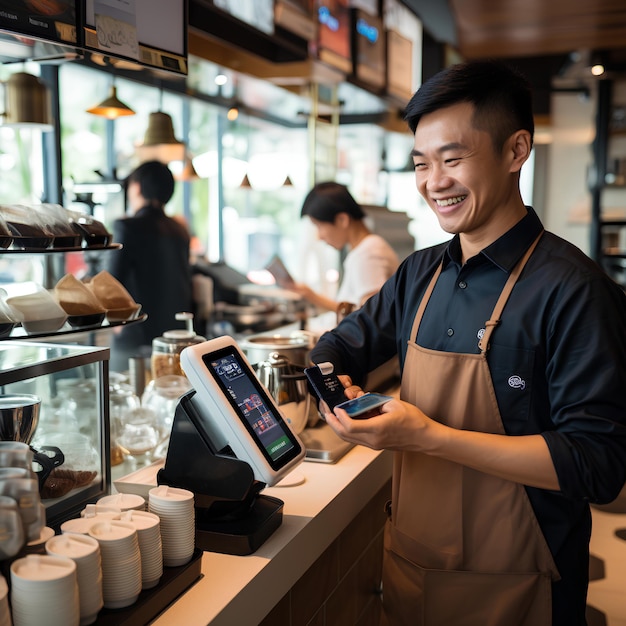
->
[404,60,535,152]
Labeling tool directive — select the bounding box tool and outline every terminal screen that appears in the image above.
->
[203,348,301,469]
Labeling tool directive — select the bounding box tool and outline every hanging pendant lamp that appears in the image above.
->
[175,155,201,182]
[135,111,185,164]
[86,85,135,119]
[2,72,53,130]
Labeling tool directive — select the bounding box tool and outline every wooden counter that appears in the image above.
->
[148,446,392,625]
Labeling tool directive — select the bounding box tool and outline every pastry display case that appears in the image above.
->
[0,341,110,528]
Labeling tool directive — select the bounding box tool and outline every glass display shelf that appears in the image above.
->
[0,243,122,254]
[1,314,148,343]
[0,341,108,385]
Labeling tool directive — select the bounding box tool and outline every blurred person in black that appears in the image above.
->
[106,160,192,371]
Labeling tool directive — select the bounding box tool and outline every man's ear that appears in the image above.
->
[508,130,532,173]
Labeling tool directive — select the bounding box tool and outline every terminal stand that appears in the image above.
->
[157,390,284,555]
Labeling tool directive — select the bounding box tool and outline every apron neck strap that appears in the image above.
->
[409,262,442,343]
[478,231,544,352]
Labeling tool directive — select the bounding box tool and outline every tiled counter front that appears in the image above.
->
[260,477,391,626]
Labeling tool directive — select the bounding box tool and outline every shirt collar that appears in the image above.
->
[443,206,544,273]
[136,204,165,217]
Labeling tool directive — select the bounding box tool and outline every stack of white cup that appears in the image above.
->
[10,554,79,626]
[0,574,11,626]
[88,520,142,609]
[46,533,103,626]
[148,486,195,567]
[121,510,163,589]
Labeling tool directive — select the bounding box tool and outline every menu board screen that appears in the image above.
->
[0,0,77,45]
[83,0,187,74]
[316,0,351,73]
[353,9,384,88]
[212,0,274,36]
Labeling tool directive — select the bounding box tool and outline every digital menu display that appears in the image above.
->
[315,0,351,73]
[274,0,316,41]
[83,0,187,74]
[352,8,384,88]
[0,0,77,45]
[212,0,274,36]
[204,349,299,467]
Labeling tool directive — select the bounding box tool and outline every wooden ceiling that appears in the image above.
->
[448,0,626,59]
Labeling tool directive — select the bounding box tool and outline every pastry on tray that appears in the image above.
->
[55,274,107,327]
[40,468,98,499]
[86,270,142,322]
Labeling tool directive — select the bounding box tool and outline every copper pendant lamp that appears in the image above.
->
[175,155,201,182]
[86,85,135,119]
[136,111,186,163]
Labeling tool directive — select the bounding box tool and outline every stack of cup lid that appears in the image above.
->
[80,503,122,520]
[148,486,195,567]
[97,493,146,512]
[10,554,79,626]
[88,520,142,610]
[46,533,103,626]
[60,516,100,536]
[121,510,163,589]
[24,525,55,555]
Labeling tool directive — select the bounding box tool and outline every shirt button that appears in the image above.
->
[458,280,467,289]
[447,328,454,337]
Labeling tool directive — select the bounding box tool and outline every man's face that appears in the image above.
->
[411,101,524,246]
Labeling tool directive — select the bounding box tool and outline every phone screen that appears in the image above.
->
[336,393,392,419]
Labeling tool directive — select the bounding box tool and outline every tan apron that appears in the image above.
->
[381,234,560,626]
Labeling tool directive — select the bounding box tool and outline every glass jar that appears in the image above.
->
[151,330,204,379]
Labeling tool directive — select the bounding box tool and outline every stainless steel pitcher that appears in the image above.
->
[254,352,310,435]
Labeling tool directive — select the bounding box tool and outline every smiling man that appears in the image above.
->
[309,60,626,626]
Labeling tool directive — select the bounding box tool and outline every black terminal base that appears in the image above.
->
[158,390,284,555]
[195,494,284,555]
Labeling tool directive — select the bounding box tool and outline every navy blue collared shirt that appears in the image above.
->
[311,206,626,625]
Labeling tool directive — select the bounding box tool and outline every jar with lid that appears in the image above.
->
[150,313,205,379]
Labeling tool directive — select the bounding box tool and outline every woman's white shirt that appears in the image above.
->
[336,234,399,307]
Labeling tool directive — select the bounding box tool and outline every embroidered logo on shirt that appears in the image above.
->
[508,375,526,390]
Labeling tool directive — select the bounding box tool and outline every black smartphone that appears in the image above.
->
[304,364,347,412]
